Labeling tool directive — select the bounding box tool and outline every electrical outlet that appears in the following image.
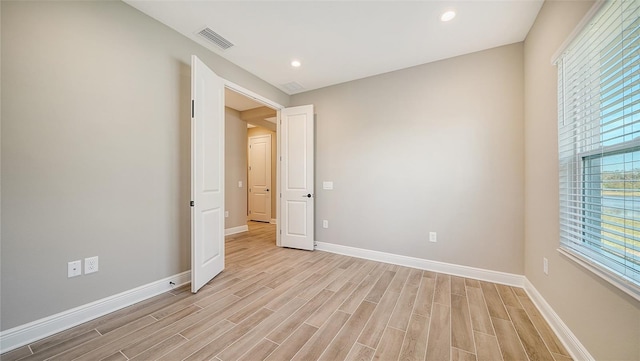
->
[225,211,229,218]
[68,260,81,278]
[85,256,99,274]
[322,220,329,228]
[429,232,437,243]
[543,257,549,275]
[238,181,243,188]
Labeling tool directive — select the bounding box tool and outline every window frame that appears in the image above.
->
[556,0,640,301]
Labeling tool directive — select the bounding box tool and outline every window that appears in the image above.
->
[557,0,640,299]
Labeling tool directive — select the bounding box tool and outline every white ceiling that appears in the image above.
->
[125,0,544,95]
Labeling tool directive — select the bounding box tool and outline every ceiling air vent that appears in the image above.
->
[197,27,234,50]
[281,82,305,93]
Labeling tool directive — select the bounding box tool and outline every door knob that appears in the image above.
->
[303,194,312,198]
[266,189,270,192]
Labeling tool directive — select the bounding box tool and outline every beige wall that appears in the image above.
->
[0,0,288,330]
[523,1,640,360]
[247,126,277,220]
[225,108,248,229]
[291,43,525,274]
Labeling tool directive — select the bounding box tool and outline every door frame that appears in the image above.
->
[222,80,285,246]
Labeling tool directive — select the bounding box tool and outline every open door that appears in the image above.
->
[279,105,315,251]
[191,55,225,293]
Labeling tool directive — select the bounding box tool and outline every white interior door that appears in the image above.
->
[191,55,225,293]
[279,105,314,251]
[248,135,272,222]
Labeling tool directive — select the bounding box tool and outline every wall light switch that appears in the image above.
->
[225,211,229,218]
[323,181,334,190]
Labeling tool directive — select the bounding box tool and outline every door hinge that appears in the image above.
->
[191,100,194,118]
[190,201,194,207]
[249,210,252,214]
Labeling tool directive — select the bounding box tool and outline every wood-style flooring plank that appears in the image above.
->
[387,269,421,331]
[345,343,375,361]
[496,284,521,309]
[398,313,430,361]
[318,301,376,361]
[100,351,128,361]
[218,297,307,361]
[183,308,274,361]
[507,306,555,361]
[474,331,503,361]
[156,320,236,361]
[128,334,188,361]
[363,270,396,304]
[267,290,334,344]
[433,273,451,306]
[236,339,279,361]
[452,347,478,361]
[425,303,451,361]
[480,282,509,320]
[413,273,435,317]
[451,293,475,353]
[357,288,400,349]
[492,317,529,361]
[372,326,405,361]
[18,330,101,361]
[291,311,351,361]
[264,323,318,361]
[451,276,467,296]
[517,294,570,357]
[466,286,494,336]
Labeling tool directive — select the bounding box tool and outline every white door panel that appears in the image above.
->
[248,135,271,222]
[191,55,224,293]
[280,105,314,251]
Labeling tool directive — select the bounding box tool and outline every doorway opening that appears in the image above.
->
[224,88,277,242]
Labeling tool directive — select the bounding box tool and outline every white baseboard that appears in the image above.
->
[315,241,525,287]
[225,225,249,236]
[524,279,594,361]
[270,219,277,225]
[0,271,191,354]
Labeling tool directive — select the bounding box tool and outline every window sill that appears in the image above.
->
[557,247,640,302]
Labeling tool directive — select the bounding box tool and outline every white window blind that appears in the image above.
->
[557,0,640,299]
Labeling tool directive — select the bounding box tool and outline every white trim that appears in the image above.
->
[524,279,595,361]
[315,241,525,287]
[550,0,606,64]
[223,80,284,111]
[270,219,277,225]
[225,225,249,236]
[0,271,191,354]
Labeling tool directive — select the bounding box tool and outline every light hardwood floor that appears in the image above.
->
[2,222,571,361]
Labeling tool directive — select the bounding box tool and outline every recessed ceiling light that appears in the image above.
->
[291,60,301,68]
[441,10,456,22]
